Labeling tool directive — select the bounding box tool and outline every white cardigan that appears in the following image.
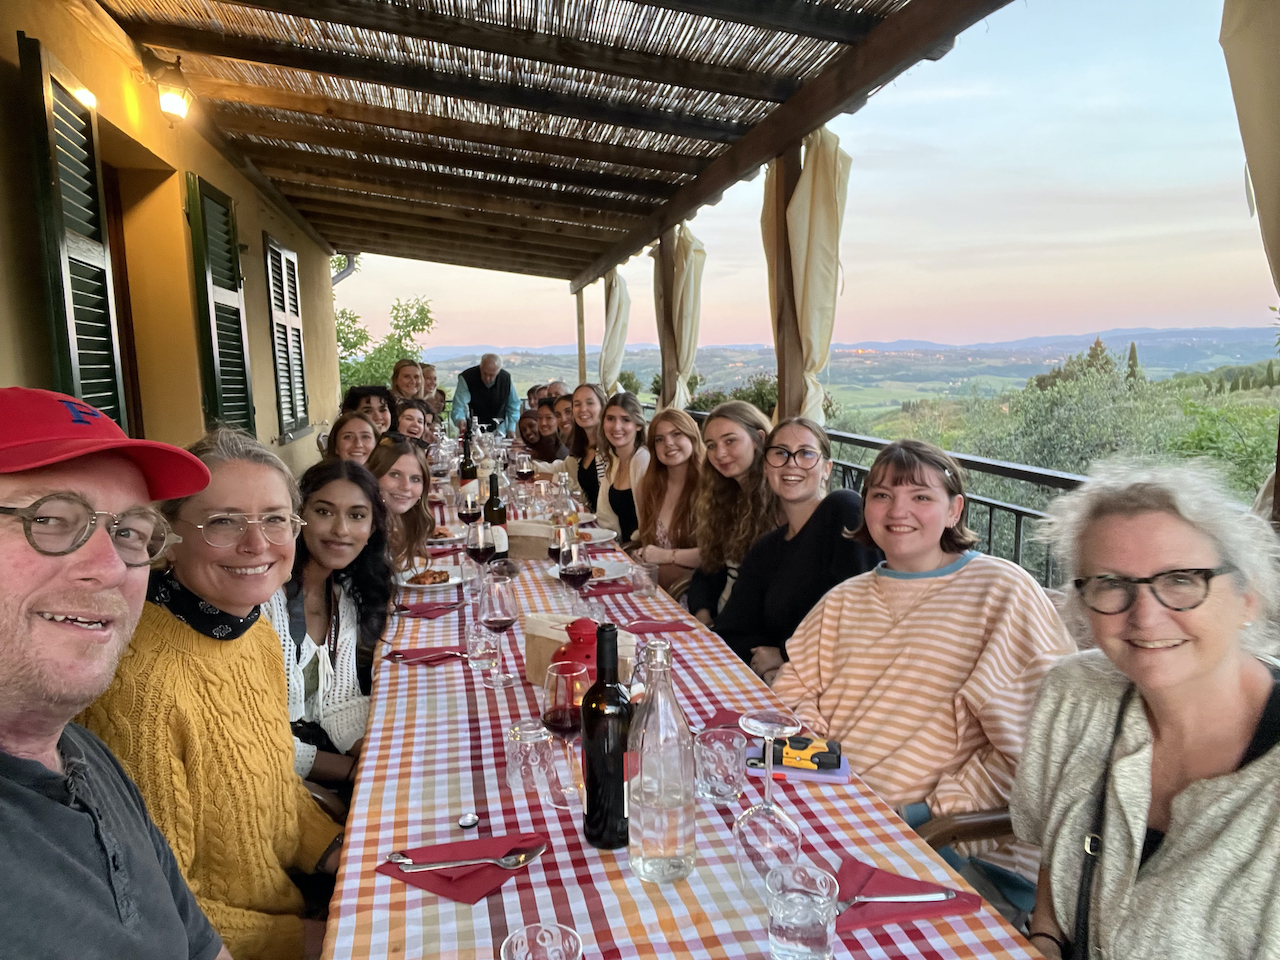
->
[595,446,650,542]
[263,584,371,777]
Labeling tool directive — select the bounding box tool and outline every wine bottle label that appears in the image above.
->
[492,525,509,552]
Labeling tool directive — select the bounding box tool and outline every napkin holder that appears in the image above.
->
[521,613,636,687]
[507,519,553,561]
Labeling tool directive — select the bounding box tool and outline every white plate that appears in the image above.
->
[579,527,616,544]
[426,526,465,545]
[546,559,631,583]
[577,512,597,524]
[395,567,464,589]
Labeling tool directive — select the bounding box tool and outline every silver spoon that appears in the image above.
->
[837,889,956,912]
[385,841,547,873]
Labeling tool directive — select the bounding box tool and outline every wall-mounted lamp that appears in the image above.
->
[140,49,193,124]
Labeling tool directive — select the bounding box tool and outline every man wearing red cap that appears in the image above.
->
[0,388,232,960]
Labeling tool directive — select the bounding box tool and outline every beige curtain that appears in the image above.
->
[598,268,630,395]
[1222,0,1280,296]
[669,224,706,410]
[788,127,852,424]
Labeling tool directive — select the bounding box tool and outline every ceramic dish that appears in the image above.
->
[546,559,630,583]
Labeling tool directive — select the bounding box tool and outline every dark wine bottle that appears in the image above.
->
[580,623,632,850]
[484,473,509,559]
[459,436,479,501]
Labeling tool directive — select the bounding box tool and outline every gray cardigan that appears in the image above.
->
[1012,650,1280,959]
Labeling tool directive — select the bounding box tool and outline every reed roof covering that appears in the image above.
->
[101,0,1012,286]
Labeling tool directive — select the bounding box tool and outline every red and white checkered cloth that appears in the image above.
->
[322,515,1034,960]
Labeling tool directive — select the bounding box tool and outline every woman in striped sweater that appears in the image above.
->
[771,439,1074,882]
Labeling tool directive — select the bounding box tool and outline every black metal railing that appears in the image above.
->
[640,403,1085,585]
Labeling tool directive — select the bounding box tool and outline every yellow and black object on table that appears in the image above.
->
[746,736,842,771]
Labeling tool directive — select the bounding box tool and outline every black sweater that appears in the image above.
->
[715,488,882,664]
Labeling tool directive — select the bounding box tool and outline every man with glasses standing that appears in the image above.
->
[0,387,231,959]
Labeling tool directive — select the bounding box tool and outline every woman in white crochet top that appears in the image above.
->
[264,460,392,785]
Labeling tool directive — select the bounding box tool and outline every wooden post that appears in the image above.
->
[768,144,804,421]
[576,289,587,385]
[655,228,678,407]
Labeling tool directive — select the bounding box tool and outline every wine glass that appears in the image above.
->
[464,521,495,593]
[558,539,593,616]
[734,709,804,904]
[543,661,589,800]
[458,493,483,526]
[477,573,518,689]
[515,452,535,484]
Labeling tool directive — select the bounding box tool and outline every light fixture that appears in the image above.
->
[140,49,194,124]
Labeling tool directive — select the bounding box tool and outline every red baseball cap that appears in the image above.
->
[0,387,210,500]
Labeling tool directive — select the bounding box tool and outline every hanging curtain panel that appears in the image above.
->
[670,224,706,411]
[599,268,631,396]
[1222,0,1280,296]
[787,127,852,425]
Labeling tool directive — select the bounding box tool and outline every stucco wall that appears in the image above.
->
[0,0,337,474]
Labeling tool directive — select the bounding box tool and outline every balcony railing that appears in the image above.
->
[641,404,1085,585]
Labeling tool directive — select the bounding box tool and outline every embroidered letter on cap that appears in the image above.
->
[57,399,102,426]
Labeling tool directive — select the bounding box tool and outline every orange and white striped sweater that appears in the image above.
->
[771,551,1074,875]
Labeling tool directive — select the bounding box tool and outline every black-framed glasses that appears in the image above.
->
[764,446,822,469]
[1074,567,1235,615]
[178,512,304,548]
[0,493,178,567]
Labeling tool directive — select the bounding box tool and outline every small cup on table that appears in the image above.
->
[765,863,839,960]
[504,719,570,810]
[694,728,748,804]
[630,561,660,597]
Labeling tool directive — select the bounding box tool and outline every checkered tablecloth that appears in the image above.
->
[322,524,1036,960]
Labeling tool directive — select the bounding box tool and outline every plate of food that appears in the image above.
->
[395,566,464,589]
[577,512,597,525]
[427,524,464,544]
[577,527,617,544]
[546,559,630,583]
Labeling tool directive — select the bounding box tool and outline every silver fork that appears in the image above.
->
[837,889,956,912]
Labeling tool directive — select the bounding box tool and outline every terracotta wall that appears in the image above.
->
[0,0,337,474]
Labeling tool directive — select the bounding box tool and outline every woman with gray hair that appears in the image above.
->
[1012,460,1280,960]
[80,428,342,960]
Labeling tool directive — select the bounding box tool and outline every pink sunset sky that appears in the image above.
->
[333,0,1278,351]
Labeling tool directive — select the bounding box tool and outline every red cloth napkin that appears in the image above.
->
[583,580,634,597]
[426,545,462,558]
[383,644,468,665]
[625,619,695,634]
[395,600,462,619]
[375,833,547,904]
[834,858,980,932]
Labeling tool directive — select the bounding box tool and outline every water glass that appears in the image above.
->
[466,625,498,673]
[504,719,569,809]
[630,561,660,597]
[765,864,839,960]
[500,923,582,960]
[694,729,747,804]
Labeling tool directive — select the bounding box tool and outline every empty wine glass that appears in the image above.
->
[558,539,593,616]
[543,661,589,799]
[734,709,804,905]
[477,573,518,689]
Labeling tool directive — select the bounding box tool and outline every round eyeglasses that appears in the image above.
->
[0,493,178,567]
[1074,567,1234,615]
[179,512,304,548]
[764,446,821,469]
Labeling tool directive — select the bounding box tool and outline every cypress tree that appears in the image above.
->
[1267,360,1276,389]
[1126,342,1141,384]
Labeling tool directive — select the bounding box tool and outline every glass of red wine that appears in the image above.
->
[458,493,483,526]
[477,573,518,689]
[514,452,535,484]
[464,521,494,595]
[542,660,588,801]
[558,539,593,616]
[548,524,573,563]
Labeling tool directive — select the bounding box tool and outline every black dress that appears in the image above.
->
[577,454,601,512]
[715,489,882,664]
[609,486,639,542]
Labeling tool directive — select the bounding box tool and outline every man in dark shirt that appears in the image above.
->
[449,353,520,435]
[0,387,228,960]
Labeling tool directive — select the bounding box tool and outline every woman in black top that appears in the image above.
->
[566,383,607,511]
[716,417,881,683]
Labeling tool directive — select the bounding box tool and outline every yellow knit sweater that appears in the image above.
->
[79,603,342,960]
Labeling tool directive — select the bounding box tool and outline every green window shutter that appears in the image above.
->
[186,173,255,433]
[264,236,309,437]
[18,33,129,431]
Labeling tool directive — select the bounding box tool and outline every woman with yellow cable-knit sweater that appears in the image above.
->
[80,430,341,960]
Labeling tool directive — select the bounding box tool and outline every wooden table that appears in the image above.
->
[323,531,1036,960]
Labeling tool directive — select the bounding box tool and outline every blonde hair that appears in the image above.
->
[637,409,704,550]
[696,401,778,572]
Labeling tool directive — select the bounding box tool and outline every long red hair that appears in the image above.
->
[637,409,704,549]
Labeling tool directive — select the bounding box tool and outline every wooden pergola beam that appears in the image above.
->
[321,233,590,274]
[213,111,679,199]
[571,0,1012,292]
[306,212,602,262]
[215,0,797,102]
[641,0,879,43]
[246,144,657,217]
[261,167,642,230]
[123,21,752,142]
[323,236,580,279]
[277,182,623,241]
[189,78,709,175]
[290,199,609,252]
